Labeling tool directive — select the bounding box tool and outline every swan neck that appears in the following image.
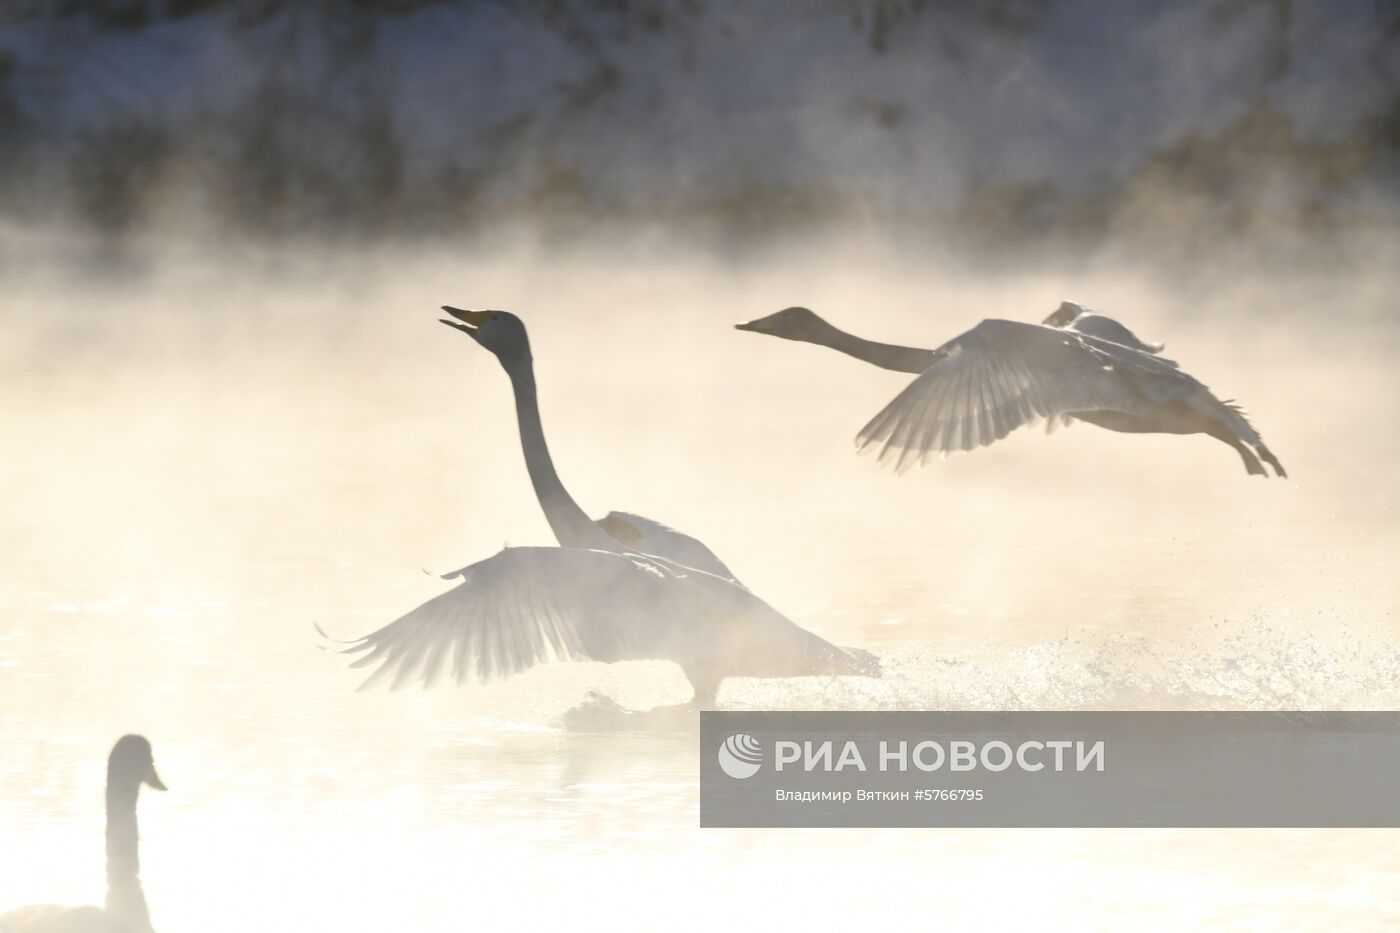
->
[811,320,937,373]
[105,779,154,931]
[505,361,612,549]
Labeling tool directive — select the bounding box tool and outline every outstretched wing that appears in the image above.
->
[596,511,739,583]
[337,547,869,691]
[855,319,1188,471]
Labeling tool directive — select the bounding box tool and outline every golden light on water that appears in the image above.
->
[3,4,1400,921]
[2,238,1399,928]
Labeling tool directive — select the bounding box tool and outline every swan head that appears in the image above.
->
[109,734,166,793]
[734,306,829,342]
[440,306,531,364]
[1043,301,1084,328]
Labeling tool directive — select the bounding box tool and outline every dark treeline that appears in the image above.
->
[0,0,1396,253]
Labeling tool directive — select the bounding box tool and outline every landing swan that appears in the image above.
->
[736,304,1286,478]
[333,308,877,708]
[0,735,166,933]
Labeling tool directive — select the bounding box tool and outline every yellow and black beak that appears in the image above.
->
[145,761,167,792]
[440,306,493,334]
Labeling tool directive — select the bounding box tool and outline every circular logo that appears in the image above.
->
[718,733,763,779]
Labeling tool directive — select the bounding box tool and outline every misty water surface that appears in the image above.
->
[1,240,1398,929]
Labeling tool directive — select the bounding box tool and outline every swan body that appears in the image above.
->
[1044,300,1164,354]
[337,307,876,706]
[1,736,166,933]
[594,510,736,582]
[736,305,1285,478]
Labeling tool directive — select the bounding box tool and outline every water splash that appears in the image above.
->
[726,618,1400,712]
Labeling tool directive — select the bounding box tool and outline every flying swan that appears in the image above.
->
[331,307,878,708]
[0,735,166,933]
[735,301,1286,478]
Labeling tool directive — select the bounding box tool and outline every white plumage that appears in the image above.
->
[0,736,166,933]
[346,546,864,694]
[736,304,1286,478]
[334,308,877,707]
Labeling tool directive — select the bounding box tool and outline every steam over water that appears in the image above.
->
[2,239,1398,929]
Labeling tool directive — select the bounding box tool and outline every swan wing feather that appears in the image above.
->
[340,547,869,690]
[856,319,1188,468]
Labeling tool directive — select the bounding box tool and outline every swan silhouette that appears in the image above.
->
[331,308,878,708]
[0,735,166,933]
[736,303,1285,477]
